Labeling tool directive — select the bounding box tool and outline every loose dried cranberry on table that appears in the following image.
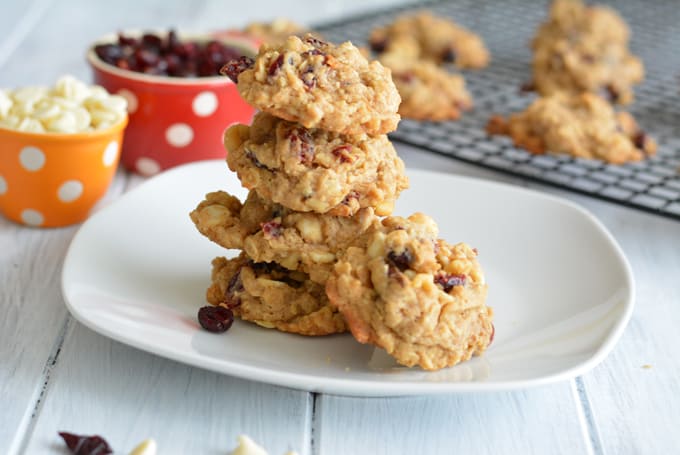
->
[58,432,112,455]
[198,305,234,333]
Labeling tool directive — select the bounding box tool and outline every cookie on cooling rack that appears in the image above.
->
[379,53,473,121]
[486,92,656,164]
[369,11,489,69]
[530,0,644,104]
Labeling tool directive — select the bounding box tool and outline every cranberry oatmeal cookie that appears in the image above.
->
[191,190,379,283]
[379,53,473,121]
[487,92,656,164]
[243,18,308,45]
[222,34,401,135]
[224,112,408,216]
[369,11,489,69]
[326,213,494,371]
[207,253,346,336]
[530,0,644,104]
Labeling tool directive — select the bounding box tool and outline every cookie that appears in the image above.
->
[191,190,379,283]
[207,253,346,336]
[379,53,473,121]
[243,18,308,45]
[325,213,493,371]
[222,34,401,135]
[531,0,643,104]
[369,11,490,69]
[486,92,656,164]
[224,112,408,216]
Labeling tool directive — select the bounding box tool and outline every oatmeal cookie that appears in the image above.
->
[369,11,490,69]
[531,0,643,104]
[222,34,401,135]
[207,253,346,336]
[225,112,408,216]
[243,18,308,45]
[325,213,493,371]
[379,53,473,121]
[486,92,656,164]
[191,190,379,283]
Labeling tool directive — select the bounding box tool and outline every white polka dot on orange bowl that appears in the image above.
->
[87,30,258,175]
[0,116,127,227]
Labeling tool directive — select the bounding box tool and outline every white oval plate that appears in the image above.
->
[62,160,634,396]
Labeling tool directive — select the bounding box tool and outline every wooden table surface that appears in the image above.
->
[1,1,679,454]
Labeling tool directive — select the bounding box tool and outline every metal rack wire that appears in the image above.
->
[317,0,680,220]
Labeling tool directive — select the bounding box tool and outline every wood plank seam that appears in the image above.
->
[0,0,54,70]
[310,392,320,455]
[571,377,604,455]
[12,316,73,455]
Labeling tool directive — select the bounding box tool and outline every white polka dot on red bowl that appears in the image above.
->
[103,140,119,167]
[192,91,218,117]
[21,209,44,226]
[165,123,194,148]
[19,146,46,171]
[117,89,138,114]
[57,180,84,203]
[136,157,161,176]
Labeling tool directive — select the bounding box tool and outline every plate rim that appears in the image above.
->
[61,160,635,396]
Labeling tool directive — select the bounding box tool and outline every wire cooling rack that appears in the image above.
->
[316,0,680,220]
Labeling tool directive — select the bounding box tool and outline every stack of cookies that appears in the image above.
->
[488,0,656,164]
[191,35,494,370]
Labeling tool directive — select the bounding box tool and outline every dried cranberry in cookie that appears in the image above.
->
[190,190,380,284]
[206,253,346,336]
[224,112,408,216]
[228,34,401,135]
[326,213,494,371]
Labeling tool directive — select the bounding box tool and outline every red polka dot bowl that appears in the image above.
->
[0,118,127,228]
[87,31,258,176]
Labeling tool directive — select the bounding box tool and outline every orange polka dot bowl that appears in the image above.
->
[87,30,258,177]
[0,118,127,228]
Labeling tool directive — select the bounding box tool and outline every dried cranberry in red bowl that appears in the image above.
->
[94,29,243,78]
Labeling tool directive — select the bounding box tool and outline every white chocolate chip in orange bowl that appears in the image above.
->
[0,90,14,117]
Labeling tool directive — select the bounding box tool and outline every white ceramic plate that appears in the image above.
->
[62,160,634,396]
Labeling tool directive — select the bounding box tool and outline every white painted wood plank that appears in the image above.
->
[316,384,589,455]
[530,187,680,454]
[23,323,310,455]
[0,171,129,455]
